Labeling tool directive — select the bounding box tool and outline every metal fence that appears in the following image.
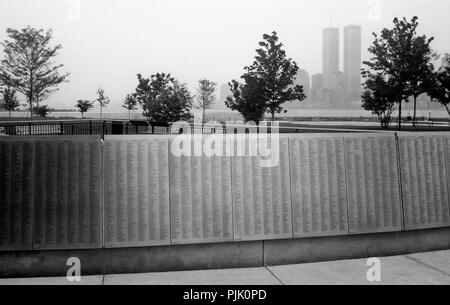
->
[0,119,369,137]
[0,120,230,138]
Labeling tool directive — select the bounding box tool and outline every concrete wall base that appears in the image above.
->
[1,228,450,278]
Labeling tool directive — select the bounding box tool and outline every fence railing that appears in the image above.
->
[0,120,183,138]
[0,120,285,138]
[0,119,383,138]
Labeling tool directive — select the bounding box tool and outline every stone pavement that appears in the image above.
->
[1,250,449,285]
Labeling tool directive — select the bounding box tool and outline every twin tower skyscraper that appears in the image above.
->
[317,25,362,106]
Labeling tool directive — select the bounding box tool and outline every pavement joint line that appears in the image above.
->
[404,255,450,277]
[264,266,285,285]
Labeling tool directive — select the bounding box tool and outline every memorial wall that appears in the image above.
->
[33,137,103,250]
[232,136,293,241]
[398,134,450,230]
[345,134,402,234]
[169,136,233,244]
[104,136,170,248]
[0,137,103,251]
[290,136,348,237]
[0,139,34,251]
[1,133,450,252]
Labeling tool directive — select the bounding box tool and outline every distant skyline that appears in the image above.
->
[1,0,450,111]
[344,25,362,100]
[322,27,340,90]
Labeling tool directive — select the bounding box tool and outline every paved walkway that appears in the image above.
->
[1,250,449,285]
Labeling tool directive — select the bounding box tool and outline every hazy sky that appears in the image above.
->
[1,0,450,111]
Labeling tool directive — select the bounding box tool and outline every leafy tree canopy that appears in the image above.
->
[361,73,397,128]
[363,17,436,128]
[122,94,139,120]
[134,73,192,122]
[196,78,217,123]
[33,104,52,118]
[244,31,306,120]
[1,86,20,117]
[122,94,138,111]
[0,26,69,118]
[75,99,94,118]
[225,78,267,123]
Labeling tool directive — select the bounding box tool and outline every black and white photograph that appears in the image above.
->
[0,0,450,292]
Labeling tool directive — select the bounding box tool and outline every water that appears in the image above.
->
[1,108,448,120]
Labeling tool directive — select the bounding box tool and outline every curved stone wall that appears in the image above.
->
[1,133,450,253]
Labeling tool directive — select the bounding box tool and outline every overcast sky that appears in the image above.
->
[1,0,449,111]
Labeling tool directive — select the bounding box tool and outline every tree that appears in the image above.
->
[225,78,267,123]
[196,79,217,123]
[244,31,306,121]
[405,27,436,127]
[0,86,20,118]
[0,27,69,119]
[361,73,396,129]
[122,94,138,120]
[75,99,94,118]
[33,104,52,118]
[134,73,192,122]
[363,17,434,130]
[96,88,110,119]
[429,54,450,117]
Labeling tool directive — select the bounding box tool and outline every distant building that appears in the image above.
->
[329,71,344,92]
[322,28,340,90]
[311,73,323,106]
[216,83,231,109]
[344,25,362,102]
[325,71,345,108]
[286,69,310,109]
[296,69,310,99]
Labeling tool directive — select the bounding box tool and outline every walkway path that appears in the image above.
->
[1,250,449,285]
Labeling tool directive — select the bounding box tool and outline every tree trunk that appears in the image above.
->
[29,72,34,120]
[271,110,275,122]
[202,107,206,124]
[444,104,450,118]
[378,115,383,129]
[100,106,103,119]
[413,95,417,128]
[129,110,131,120]
[9,110,11,118]
[398,101,402,131]
[29,98,33,120]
